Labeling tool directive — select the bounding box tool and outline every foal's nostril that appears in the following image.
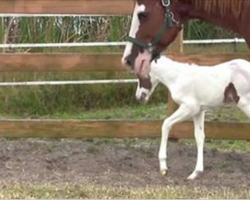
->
[126,59,132,66]
[124,56,133,67]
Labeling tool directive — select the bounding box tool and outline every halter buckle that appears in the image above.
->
[168,12,182,28]
[162,0,171,7]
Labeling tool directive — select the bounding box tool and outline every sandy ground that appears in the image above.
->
[0,138,249,189]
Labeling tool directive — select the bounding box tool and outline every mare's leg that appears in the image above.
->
[187,111,205,180]
[159,104,198,176]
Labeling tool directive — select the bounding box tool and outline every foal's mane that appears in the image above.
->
[181,0,250,19]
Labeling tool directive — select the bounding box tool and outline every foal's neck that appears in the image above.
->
[151,57,188,86]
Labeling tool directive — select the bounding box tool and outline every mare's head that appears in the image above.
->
[122,0,182,77]
[136,74,159,103]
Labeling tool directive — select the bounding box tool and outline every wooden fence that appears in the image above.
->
[0,0,250,140]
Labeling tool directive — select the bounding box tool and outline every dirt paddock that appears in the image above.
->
[0,138,249,189]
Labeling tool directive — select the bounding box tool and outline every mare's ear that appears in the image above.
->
[156,1,163,8]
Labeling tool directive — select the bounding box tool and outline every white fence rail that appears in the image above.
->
[0,38,246,49]
[0,79,138,87]
[0,42,127,49]
[183,38,245,44]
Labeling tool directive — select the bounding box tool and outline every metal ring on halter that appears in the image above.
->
[162,0,171,7]
[146,44,154,53]
[170,12,182,27]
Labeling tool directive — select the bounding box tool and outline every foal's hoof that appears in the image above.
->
[187,170,203,180]
[161,169,168,177]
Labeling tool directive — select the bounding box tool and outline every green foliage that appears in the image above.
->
[1,16,130,50]
[0,71,168,116]
[184,21,240,40]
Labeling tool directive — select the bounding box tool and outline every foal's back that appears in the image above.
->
[191,59,250,106]
[162,58,250,107]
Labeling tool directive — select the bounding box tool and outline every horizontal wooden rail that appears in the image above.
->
[0,53,249,72]
[0,119,161,138]
[0,0,134,15]
[0,53,125,72]
[0,119,249,140]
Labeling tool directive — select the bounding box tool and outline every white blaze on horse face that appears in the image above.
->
[122,3,146,65]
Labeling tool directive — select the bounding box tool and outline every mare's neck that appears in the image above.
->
[178,2,241,34]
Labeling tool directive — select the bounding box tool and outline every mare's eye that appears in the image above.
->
[138,12,148,21]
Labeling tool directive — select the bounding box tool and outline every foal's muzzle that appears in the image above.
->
[137,92,147,103]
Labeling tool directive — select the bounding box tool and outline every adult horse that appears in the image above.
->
[122,0,250,77]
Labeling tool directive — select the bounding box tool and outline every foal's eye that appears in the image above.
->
[138,12,148,21]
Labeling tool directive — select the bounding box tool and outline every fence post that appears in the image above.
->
[234,37,238,53]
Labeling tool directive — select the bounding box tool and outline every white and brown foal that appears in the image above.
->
[136,56,250,180]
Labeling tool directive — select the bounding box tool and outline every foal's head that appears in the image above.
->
[136,74,159,103]
[122,0,182,77]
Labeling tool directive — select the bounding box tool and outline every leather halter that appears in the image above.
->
[127,0,181,50]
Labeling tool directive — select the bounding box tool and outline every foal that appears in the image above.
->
[136,56,250,180]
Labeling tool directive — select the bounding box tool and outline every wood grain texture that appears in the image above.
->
[0,0,134,15]
[0,120,162,138]
[0,53,249,72]
[0,120,249,140]
[0,53,125,72]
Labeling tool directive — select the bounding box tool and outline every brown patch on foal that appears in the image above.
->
[223,83,240,104]
[139,76,152,90]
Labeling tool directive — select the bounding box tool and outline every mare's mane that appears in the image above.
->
[181,0,250,19]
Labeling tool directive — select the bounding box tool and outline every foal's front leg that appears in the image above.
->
[159,104,194,176]
[187,111,205,180]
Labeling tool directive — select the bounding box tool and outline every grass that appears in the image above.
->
[47,103,168,120]
[183,43,249,54]
[0,103,168,120]
[0,102,248,122]
[0,183,249,199]
[183,139,250,153]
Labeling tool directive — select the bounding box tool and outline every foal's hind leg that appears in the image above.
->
[187,111,205,180]
[237,96,250,118]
